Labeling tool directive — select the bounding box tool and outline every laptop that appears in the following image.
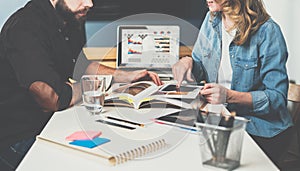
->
[116,25,180,79]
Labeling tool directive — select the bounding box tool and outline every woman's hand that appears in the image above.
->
[172,56,194,87]
[200,83,228,104]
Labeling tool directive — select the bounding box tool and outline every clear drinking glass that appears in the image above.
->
[81,75,106,115]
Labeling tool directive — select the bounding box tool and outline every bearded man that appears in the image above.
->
[0,0,161,169]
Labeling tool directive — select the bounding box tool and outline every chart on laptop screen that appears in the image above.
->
[117,25,180,69]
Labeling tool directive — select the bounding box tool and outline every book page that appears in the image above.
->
[155,83,202,99]
[105,81,159,109]
[112,82,152,96]
[139,97,193,109]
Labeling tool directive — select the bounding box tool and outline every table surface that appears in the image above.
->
[17,106,279,171]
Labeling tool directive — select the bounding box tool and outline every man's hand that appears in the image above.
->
[114,69,163,86]
[172,56,194,87]
[200,83,228,104]
[86,62,162,85]
[130,70,163,85]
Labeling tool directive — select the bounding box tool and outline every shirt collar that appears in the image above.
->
[210,11,222,29]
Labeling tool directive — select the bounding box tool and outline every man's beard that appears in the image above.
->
[55,0,89,26]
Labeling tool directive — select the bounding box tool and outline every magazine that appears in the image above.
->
[105,81,202,109]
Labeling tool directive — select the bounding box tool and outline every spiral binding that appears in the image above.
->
[109,139,166,165]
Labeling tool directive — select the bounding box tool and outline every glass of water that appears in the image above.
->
[81,75,106,115]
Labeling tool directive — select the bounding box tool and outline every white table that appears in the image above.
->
[17,106,278,171]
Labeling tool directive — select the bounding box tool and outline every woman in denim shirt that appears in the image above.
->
[172,0,293,166]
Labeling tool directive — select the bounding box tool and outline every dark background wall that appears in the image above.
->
[85,0,208,46]
[87,0,208,28]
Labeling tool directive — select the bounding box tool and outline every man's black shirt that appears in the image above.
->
[0,0,88,148]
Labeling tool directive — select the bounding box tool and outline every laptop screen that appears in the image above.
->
[117,25,180,69]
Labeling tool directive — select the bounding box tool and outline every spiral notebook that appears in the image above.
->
[36,107,168,166]
[37,136,166,165]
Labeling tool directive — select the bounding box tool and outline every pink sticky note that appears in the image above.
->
[66,131,102,141]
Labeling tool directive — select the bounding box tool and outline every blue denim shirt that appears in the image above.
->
[192,12,293,137]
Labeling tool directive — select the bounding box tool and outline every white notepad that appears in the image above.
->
[37,106,168,166]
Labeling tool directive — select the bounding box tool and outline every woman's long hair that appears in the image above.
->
[214,0,270,45]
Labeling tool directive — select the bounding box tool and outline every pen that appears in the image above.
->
[154,120,198,132]
[105,116,145,127]
[96,119,136,130]
[177,126,198,132]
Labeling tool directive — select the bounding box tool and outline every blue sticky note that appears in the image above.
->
[69,137,110,148]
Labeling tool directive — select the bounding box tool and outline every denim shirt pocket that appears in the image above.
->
[200,47,211,59]
[234,57,258,90]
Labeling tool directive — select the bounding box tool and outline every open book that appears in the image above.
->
[105,81,202,109]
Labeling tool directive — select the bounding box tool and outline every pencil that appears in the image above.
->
[106,116,145,127]
[96,119,136,130]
